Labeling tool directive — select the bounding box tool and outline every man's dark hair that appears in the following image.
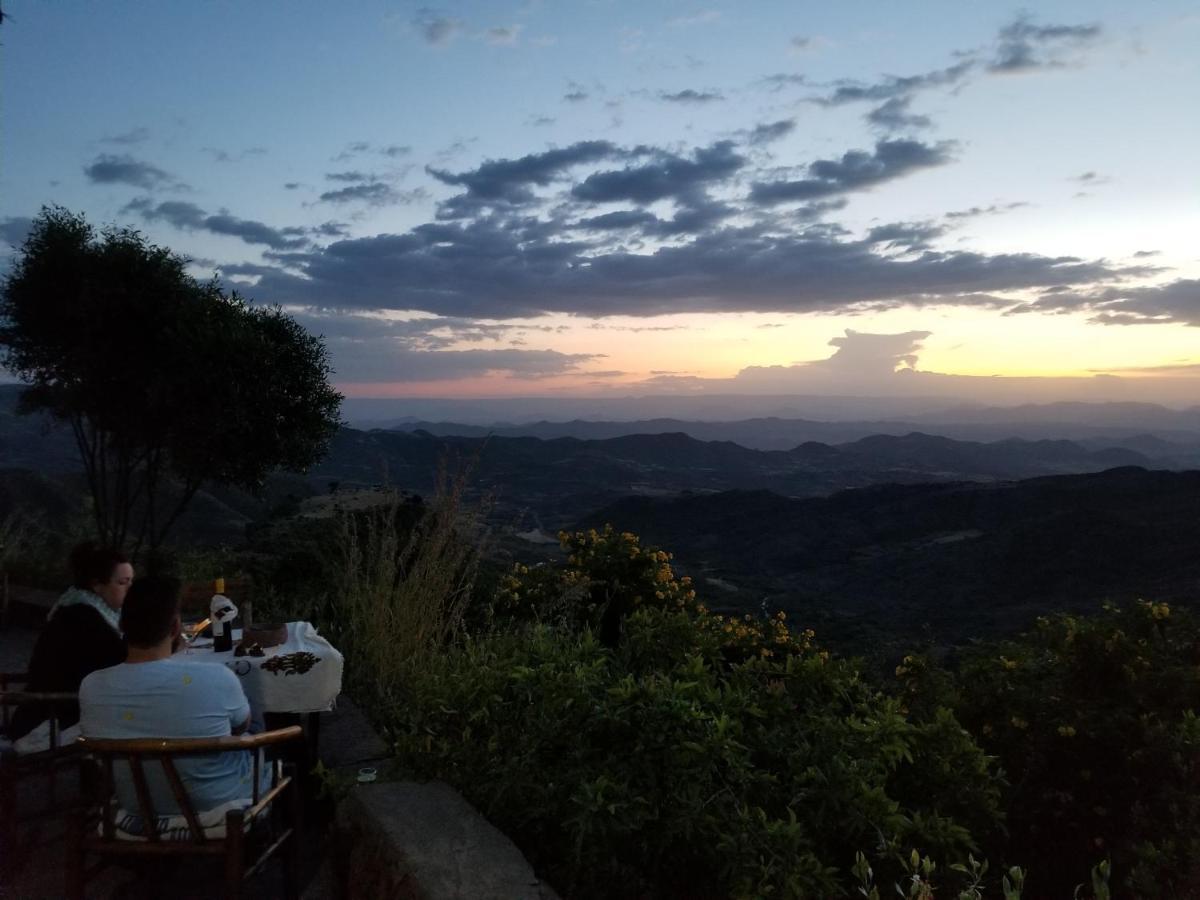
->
[120,576,182,648]
[69,541,129,590]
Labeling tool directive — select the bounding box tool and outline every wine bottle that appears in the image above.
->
[211,577,235,652]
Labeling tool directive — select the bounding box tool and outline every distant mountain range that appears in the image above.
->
[302,428,1162,532]
[3,383,1199,646]
[0,380,1190,536]
[341,394,1200,432]
[382,413,1200,461]
[579,467,1200,651]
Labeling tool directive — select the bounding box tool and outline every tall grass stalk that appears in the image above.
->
[330,461,484,707]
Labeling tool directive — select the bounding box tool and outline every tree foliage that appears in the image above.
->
[0,207,342,553]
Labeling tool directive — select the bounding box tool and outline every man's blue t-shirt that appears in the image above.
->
[80,658,260,815]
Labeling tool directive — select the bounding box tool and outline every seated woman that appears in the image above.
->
[7,543,133,741]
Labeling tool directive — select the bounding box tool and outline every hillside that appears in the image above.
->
[580,467,1200,650]
[301,428,1159,529]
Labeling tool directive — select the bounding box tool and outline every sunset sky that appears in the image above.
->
[3,1,1198,407]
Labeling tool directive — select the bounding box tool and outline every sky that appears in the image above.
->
[2,1,1199,409]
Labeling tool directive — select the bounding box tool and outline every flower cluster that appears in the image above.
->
[495,524,699,628]
[701,609,818,662]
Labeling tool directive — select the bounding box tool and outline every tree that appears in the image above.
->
[0,207,343,554]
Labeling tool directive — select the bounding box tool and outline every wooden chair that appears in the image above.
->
[67,725,303,900]
[0,672,84,879]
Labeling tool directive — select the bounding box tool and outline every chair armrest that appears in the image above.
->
[13,740,86,765]
[0,691,80,705]
[78,725,304,755]
[242,774,293,824]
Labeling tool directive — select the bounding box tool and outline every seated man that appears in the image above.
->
[79,576,265,824]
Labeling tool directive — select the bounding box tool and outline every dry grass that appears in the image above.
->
[329,460,485,706]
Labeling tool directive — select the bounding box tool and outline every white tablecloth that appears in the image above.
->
[185,621,343,715]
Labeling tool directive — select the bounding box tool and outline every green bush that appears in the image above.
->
[387,603,1005,898]
[900,600,1200,897]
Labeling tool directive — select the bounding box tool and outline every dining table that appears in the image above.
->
[183,621,344,719]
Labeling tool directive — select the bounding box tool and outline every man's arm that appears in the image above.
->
[215,668,253,735]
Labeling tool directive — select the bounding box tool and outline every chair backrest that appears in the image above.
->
[1,672,78,748]
[77,726,302,844]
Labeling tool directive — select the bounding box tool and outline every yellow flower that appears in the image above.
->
[1011,716,1029,730]
[1058,725,1077,737]
[1000,656,1018,671]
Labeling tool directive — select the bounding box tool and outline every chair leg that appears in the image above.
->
[65,806,85,900]
[0,775,15,881]
[283,780,302,900]
[225,812,244,900]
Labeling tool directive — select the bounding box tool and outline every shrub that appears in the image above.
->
[900,601,1200,897]
[496,525,700,644]
[387,602,1005,898]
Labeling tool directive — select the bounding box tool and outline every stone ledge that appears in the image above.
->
[334,781,560,900]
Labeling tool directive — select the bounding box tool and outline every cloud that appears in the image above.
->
[83,154,180,190]
[485,25,522,45]
[944,202,1029,220]
[816,329,930,375]
[809,60,973,131]
[636,328,1200,404]
[204,215,308,250]
[668,10,720,27]
[761,73,808,91]
[749,139,954,205]
[338,347,600,382]
[0,216,33,248]
[326,171,373,183]
[313,221,351,238]
[658,89,724,104]
[242,210,1143,321]
[990,15,1102,73]
[308,318,603,382]
[123,198,309,250]
[203,146,268,163]
[1028,279,1200,327]
[284,182,303,190]
[318,183,417,206]
[575,209,660,231]
[1088,361,1200,376]
[819,60,974,107]
[865,96,932,131]
[1071,171,1111,185]
[285,308,603,383]
[866,220,947,250]
[124,198,207,229]
[332,141,372,162]
[571,141,744,204]
[526,115,556,127]
[381,145,411,158]
[100,127,150,145]
[747,119,796,145]
[429,140,622,203]
[563,83,589,102]
[413,8,464,45]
